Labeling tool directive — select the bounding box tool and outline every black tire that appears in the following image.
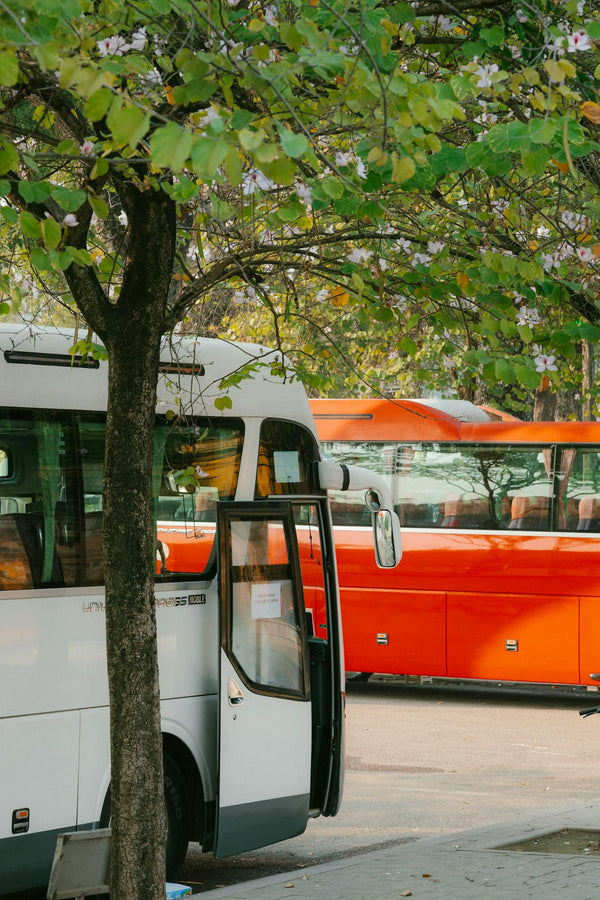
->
[164,752,190,880]
[98,753,190,882]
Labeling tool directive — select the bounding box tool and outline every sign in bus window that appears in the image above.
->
[228,517,305,696]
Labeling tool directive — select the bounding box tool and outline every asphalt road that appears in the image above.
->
[6,679,600,898]
[180,678,600,892]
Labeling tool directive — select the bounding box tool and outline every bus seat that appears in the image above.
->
[577,496,600,532]
[441,496,493,529]
[566,497,580,531]
[500,494,512,528]
[508,495,550,530]
[329,500,369,526]
[0,513,63,589]
[400,502,435,527]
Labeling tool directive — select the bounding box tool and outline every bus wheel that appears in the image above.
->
[164,753,190,879]
[99,753,190,881]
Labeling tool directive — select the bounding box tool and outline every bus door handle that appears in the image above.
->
[228,678,244,706]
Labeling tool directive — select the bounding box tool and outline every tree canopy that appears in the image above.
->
[1,1,599,416]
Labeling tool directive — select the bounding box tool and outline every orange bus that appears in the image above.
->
[310,397,600,689]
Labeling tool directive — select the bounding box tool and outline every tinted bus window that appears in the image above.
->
[255,420,320,498]
[0,409,244,589]
[321,440,553,531]
[563,448,600,532]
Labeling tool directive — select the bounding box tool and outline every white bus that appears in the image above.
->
[0,324,400,894]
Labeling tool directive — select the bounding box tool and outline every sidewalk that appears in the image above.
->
[196,801,600,899]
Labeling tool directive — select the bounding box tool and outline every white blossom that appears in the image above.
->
[242,168,275,195]
[356,158,368,180]
[62,214,79,227]
[491,198,509,215]
[335,151,351,167]
[97,34,129,56]
[535,354,557,373]
[294,180,312,206]
[576,246,595,263]
[347,248,373,264]
[142,68,163,86]
[118,210,128,227]
[567,29,592,52]
[474,62,499,89]
[129,27,147,51]
[561,210,590,232]
[80,140,95,155]
[264,5,278,26]
[541,250,561,270]
[516,306,541,327]
[232,285,258,304]
[394,238,411,253]
[427,240,445,254]
[412,252,432,267]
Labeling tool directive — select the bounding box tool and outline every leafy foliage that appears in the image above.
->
[0,1,599,412]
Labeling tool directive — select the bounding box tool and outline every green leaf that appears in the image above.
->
[579,324,600,342]
[214,395,233,410]
[18,180,51,203]
[88,194,109,219]
[190,137,229,178]
[90,158,110,180]
[278,128,309,159]
[528,118,556,145]
[0,51,19,86]
[238,128,266,151]
[85,88,113,122]
[150,123,193,170]
[51,186,87,212]
[494,357,515,382]
[279,22,303,51]
[20,211,42,238]
[33,42,59,73]
[522,148,549,176]
[386,2,415,23]
[0,301,10,315]
[481,25,505,47]
[391,154,416,183]
[321,176,344,199]
[106,103,151,149]
[40,216,62,251]
[260,156,297,185]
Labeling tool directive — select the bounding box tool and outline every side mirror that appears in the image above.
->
[372,508,402,568]
[316,461,402,568]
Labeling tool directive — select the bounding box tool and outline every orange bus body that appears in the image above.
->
[311,398,600,688]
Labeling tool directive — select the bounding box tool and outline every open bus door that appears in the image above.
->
[214,501,315,857]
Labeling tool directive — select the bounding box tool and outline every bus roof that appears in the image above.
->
[0,324,314,428]
[310,398,600,445]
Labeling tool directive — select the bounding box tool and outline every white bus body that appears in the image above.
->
[0,325,399,894]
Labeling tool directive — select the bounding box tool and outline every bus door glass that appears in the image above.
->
[215,502,311,857]
[292,500,344,817]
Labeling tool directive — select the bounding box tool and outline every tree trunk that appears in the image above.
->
[104,320,166,898]
[68,185,177,899]
[533,375,556,421]
[582,339,594,420]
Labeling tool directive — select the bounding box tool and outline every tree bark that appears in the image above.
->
[533,375,556,421]
[68,185,177,899]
